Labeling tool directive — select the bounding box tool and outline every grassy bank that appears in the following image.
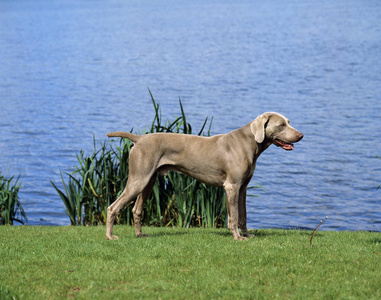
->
[1,227,380,299]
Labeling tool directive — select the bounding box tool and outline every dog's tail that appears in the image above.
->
[107,132,141,143]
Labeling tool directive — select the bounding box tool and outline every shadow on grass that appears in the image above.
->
[146,231,190,238]
[145,228,234,239]
[114,227,317,240]
[211,230,232,237]
[368,237,381,244]
[248,227,313,237]
[145,227,316,238]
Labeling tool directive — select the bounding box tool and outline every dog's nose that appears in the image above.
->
[297,132,304,141]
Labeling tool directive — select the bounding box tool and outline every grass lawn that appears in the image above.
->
[0,226,380,299]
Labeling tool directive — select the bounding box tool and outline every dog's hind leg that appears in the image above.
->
[106,176,152,240]
[132,173,157,238]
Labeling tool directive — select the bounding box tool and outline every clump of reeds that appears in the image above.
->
[0,171,27,225]
[51,91,247,228]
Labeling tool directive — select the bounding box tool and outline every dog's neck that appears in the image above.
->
[257,139,272,153]
[228,123,272,166]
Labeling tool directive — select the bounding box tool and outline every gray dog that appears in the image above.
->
[106,112,303,240]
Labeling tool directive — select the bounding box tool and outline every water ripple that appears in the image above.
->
[0,0,380,231]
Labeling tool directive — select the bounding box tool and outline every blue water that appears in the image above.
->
[1,0,380,231]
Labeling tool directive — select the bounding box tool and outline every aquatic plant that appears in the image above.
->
[0,171,27,225]
[51,91,260,228]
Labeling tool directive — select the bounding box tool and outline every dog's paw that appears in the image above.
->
[106,235,119,240]
[137,233,149,238]
[233,235,248,241]
[242,233,255,238]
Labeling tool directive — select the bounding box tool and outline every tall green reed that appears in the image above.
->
[0,171,27,225]
[52,91,260,228]
[51,138,132,225]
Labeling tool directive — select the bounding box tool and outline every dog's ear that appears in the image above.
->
[251,113,269,143]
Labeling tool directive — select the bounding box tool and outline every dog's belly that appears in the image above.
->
[157,164,226,187]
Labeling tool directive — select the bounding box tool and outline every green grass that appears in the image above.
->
[1,227,380,299]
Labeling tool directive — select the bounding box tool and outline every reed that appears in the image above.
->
[51,138,131,225]
[51,92,258,228]
[0,171,27,225]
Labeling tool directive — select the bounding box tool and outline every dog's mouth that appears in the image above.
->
[274,139,294,151]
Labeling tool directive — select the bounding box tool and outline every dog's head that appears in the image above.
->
[251,112,303,151]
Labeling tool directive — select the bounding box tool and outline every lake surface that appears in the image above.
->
[1,0,380,231]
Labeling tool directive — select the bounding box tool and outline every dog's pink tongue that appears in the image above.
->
[283,143,294,151]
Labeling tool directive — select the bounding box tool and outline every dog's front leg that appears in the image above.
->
[225,183,247,241]
[238,185,253,238]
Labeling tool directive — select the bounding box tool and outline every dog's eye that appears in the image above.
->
[280,123,286,127]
